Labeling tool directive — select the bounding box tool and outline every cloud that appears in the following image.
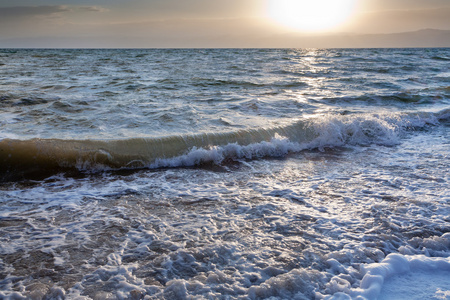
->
[77,6,109,13]
[0,5,109,40]
[0,5,107,20]
[0,5,70,19]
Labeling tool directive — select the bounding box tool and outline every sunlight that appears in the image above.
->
[266,0,356,32]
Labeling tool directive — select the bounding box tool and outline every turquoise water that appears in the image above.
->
[0,48,449,299]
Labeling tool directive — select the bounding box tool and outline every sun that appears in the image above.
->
[266,0,356,32]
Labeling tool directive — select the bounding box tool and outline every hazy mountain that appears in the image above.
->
[0,29,449,48]
[259,29,450,48]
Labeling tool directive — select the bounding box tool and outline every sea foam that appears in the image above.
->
[323,253,450,300]
[0,110,444,181]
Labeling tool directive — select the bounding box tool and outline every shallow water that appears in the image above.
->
[0,48,449,299]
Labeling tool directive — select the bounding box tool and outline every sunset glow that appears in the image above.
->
[266,0,357,32]
[0,0,448,47]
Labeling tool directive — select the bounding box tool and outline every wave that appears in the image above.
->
[323,92,448,105]
[0,110,446,181]
[431,56,450,61]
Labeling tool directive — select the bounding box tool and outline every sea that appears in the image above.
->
[0,48,449,299]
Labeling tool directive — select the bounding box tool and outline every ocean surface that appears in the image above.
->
[0,48,449,299]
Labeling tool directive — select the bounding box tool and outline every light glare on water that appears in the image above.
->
[0,48,449,299]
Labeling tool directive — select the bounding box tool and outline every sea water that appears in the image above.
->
[0,48,449,299]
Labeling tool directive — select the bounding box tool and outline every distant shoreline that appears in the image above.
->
[1,29,449,49]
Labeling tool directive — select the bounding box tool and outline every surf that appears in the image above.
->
[1,110,445,182]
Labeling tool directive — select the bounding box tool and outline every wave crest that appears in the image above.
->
[0,110,443,181]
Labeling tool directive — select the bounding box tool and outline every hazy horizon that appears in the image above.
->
[0,0,449,48]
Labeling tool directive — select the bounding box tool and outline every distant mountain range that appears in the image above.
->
[1,29,449,48]
[262,29,450,48]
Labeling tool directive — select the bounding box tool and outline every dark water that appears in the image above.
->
[0,48,449,299]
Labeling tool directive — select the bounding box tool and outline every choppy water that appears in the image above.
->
[0,48,449,299]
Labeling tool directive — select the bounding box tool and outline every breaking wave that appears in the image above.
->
[0,110,446,181]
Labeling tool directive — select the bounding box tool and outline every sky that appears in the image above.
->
[0,0,449,48]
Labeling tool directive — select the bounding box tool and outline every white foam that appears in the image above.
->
[150,134,302,168]
[306,113,404,150]
[0,114,448,299]
[325,254,450,300]
[148,111,439,169]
